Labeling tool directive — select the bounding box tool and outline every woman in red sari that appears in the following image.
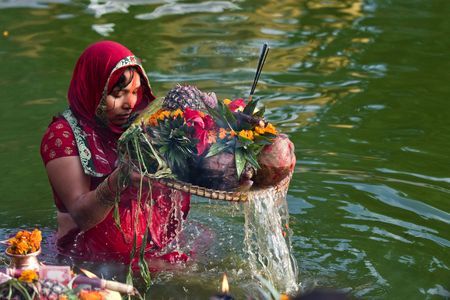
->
[40,41,190,264]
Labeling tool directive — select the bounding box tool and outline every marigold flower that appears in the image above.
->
[18,270,38,283]
[15,231,30,241]
[279,294,289,300]
[218,128,227,140]
[16,240,30,255]
[59,295,69,300]
[171,109,184,118]
[158,110,171,120]
[207,130,217,144]
[230,130,236,137]
[8,229,42,255]
[238,129,254,140]
[223,99,232,105]
[148,109,166,126]
[254,126,265,135]
[148,116,158,126]
[30,229,42,252]
[79,290,104,300]
[264,123,278,135]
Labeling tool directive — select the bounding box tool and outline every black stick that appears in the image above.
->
[251,47,269,95]
[249,43,270,100]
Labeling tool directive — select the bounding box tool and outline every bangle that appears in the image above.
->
[96,177,116,207]
[106,175,116,194]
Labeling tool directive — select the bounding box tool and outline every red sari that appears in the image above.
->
[40,41,190,263]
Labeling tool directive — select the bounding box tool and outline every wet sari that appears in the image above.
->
[40,41,190,263]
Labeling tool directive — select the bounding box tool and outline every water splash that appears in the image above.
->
[244,179,299,293]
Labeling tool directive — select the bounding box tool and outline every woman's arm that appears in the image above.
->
[46,156,120,231]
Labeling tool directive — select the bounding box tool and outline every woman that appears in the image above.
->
[40,41,190,263]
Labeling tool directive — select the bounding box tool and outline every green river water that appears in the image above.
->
[0,0,449,299]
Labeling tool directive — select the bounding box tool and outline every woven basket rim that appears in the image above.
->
[149,172,293,202]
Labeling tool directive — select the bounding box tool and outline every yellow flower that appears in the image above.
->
[238,130,254,140]
[30,229,42,252]
[79,290,104,300]
[218,128,227,140]
[148,116,158,126]
[264,123,278,135]
[15,230,30,241]
[15,240,30,255]
[207,130,217,144]
[171,109,184,118]
[223,99,231,105]
[279,294,290,300]
[7,229,42,255]
[148,109,165,126]
[158,110,171,120]
[18,270,38,283]
[254,126,265,135]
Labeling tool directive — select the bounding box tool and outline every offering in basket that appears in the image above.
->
[118,84,295,195]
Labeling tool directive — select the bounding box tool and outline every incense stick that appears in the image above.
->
[249,43,270,101]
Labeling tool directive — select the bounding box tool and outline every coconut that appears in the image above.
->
[253,134,296,187]
[195,152,240,190]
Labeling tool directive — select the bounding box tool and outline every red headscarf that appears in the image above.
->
[68,40,155,131]
[64,41,156,176]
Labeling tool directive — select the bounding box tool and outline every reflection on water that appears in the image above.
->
[1,0,449,298]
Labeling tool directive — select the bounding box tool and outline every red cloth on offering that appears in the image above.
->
[40,41,190,263]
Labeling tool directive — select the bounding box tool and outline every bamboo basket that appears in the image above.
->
[151,172,293,202]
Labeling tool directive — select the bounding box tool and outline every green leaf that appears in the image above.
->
[244,151,261,170]
[139,228,151,288]
[243,98,259,115]
[237,135,253,146]
[254,135,274,145]
[235,148,246,178]
[254,105,266,117]
[223,105,238,129]
[206,104,227,128]
[205,142,229,158]
[126,264,134,288]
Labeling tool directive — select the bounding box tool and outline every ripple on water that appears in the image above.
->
[135,1,240,20]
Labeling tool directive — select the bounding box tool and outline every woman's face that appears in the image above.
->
[105,69,141,126]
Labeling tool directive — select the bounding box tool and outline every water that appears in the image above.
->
[1,0,449,299]
[245,176,298,293]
